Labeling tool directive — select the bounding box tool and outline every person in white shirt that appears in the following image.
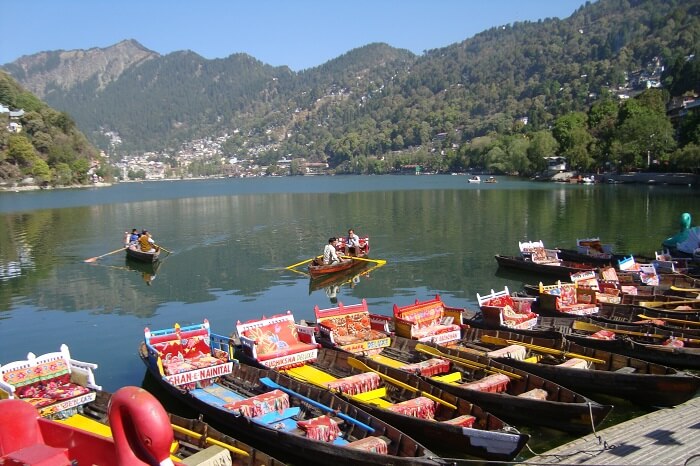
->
[346,229,361,256]
[323,237,340,264]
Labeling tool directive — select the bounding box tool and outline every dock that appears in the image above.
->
[524,396,700,465]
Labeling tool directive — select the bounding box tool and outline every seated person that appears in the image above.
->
[323,237,340,265]
[139,230,159,252]
[346,228,361,255]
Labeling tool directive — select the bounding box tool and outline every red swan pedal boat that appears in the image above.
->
[0,386,179,466]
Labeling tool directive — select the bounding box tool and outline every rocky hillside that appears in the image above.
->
[4,39,158,98]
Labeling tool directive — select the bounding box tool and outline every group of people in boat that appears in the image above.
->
[124,228,159,253]
[322,228,363,265]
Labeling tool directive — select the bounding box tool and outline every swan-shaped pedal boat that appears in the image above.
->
[0,386,180,466]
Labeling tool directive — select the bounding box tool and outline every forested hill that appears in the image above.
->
[0,71,101,186]
[1,0,699,176]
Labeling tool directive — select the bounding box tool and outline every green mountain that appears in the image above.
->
[0,71,101,186]
[2,0,699,175]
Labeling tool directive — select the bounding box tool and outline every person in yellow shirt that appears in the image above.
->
[138,230,159,252]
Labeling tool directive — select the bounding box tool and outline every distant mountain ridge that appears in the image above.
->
[2,0,698,162]
[4,39,158,98]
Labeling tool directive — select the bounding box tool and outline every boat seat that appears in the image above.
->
[345,436,388,454]
[393,295,463,345]
[315,300,391,355]
[615,366,637,374]
[431,372,462,384]
[235,312,319,369]
[460,374,510,393]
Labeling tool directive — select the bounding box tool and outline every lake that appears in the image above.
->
[0,174,696,457]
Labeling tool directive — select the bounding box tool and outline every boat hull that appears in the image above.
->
[308,257,363,277]
[291,347,529,461]
[461,327,700,407]
[494,254,597,280]
[139,345,443,466]
[126,246,160,263]
[374,336,612,434]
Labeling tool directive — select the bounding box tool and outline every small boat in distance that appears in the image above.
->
[125,244,160,263]
[484,176,497,183]
[468,175,482,183]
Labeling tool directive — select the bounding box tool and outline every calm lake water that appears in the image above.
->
[0,175,696,458]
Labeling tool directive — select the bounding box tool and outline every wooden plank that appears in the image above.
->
[525,397,700,464]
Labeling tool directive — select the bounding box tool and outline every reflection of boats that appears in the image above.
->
[308,262,374,293]
[125,257,161,285]
[125,244,160,263]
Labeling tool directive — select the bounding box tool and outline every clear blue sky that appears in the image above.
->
[1,1,590,71]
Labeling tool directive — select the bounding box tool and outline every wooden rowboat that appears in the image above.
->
[494,254,597,280]
[460,327,700,407]
[308,257,364,277]
[125,244,160,263]
[365,335,612,433]
[278,347,530,461]
[140,320,446,466]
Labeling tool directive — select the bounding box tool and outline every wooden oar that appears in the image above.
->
[572,320,700,343]
[639,299,700,309]
[286,256,319,269]
[155,244,172,254]
[479,335,606,364]
[346,357,457,410]
[414,343,522,380]
[84,247,125,263]
[258,377,375,433]
[669,285,700,293]
[341,255,387,266]
[170,423,249,457]
[637,314,700,327]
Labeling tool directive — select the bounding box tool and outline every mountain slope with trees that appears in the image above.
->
[2,0,699,177]
[0,72,102,187]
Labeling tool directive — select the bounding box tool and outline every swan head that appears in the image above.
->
[109,386,178,466]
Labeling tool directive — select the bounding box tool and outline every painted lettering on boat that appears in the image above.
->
[165,362,234,386]
[420,329,461,345]
[39,391,97,416]
[264,349,318,368]
[341,338,391,354]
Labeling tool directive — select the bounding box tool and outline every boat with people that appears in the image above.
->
[459,327,700,407]
[140,319,446,466]
[125,244,160,263]
[233,307,530,461]
[308,233,372,277]
[484,176,498,183]
[468,175,481,183]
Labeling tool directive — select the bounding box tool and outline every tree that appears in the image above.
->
[552,112,594,170]
[527,131,559,173]
[6,134,36,168]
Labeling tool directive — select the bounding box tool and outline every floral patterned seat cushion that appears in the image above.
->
[3,359,90,405]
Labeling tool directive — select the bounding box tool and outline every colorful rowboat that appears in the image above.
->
[139,320,447,466]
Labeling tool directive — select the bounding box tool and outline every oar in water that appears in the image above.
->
[479,335,606,364]
[286,256,319,270]
[637,314,700,327]
[346,357,457,410]
[84,247,125,263]
[340,255,387,266]
[572,320,700,343]
[155,244,172,254]
[258,377,375,433]
[414,343,522,379]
